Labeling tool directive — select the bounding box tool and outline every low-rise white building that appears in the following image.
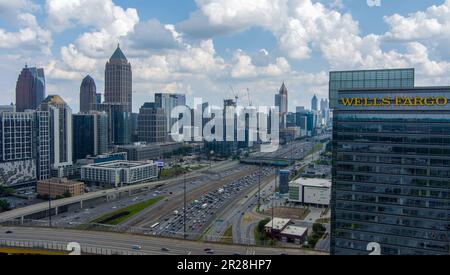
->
[81,160,158,187]
[289,178,331,206]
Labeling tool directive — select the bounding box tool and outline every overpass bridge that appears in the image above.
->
[240,157,295,167]
[0,181,165,223]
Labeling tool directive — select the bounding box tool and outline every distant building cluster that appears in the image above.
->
[0,45,187,190]
[0,42,330,189]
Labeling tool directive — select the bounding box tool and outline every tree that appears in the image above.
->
[0,199,11,212]
[257,218,271,234]
[313,223,326,234]
[63,191,72,198]
[0,186,15,197]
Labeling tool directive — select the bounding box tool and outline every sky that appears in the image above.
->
[1,0,450,113]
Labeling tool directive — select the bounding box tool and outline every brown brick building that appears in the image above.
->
[37,178,84,198]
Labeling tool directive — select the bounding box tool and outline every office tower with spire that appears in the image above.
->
[104,44,132,112]
[275,82,288,129]
[15,65,46,112]
[80,75,97,113]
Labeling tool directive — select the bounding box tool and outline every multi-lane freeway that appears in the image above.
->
[0,227,327,255]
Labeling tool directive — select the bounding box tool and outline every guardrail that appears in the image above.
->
[1,219,313,250]
[0,239,145,255]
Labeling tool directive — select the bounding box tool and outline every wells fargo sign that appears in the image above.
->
[340,96,449,107]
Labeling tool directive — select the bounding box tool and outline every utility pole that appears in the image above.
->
[183,174,187,240]
[271,168,277,245]
[48,181,52,228]
[258,161,262,212]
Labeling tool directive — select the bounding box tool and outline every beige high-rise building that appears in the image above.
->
[104,44,132,112]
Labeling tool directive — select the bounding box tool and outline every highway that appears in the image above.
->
[205,140,326,245]
[0,227,327,255]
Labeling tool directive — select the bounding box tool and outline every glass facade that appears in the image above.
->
[329,69,415,109]
[331,87,450,255]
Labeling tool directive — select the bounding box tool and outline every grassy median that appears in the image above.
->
[81,196,165,228]
[220,226,233,244]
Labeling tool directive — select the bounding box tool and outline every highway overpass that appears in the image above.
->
[0,181,167,223]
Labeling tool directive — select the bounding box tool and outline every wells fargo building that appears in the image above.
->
[331,87,450,255]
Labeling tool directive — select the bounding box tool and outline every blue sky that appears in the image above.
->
[0,0,450,112]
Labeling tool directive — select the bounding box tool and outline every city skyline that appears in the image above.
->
[1,0,450,112]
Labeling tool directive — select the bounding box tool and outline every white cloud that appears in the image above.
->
[45,0,139,36]
[0,13,52,54]
[178,0,287,38]
[231,50,291,79]
[61,44,98,71]
[44,60,83,81]
[179,0,359,60]
[0,0,40,20]
[383,1,450,41]
[125,19,181,51]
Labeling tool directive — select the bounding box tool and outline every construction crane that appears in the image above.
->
[229,85,239,105]
[246,88,253,106]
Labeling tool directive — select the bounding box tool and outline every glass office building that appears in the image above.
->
[329,69,415,109]
[331,87,450,255]
[72,112,108,161]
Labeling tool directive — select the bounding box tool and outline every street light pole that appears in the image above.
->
[271,168,277,245]
[48,181,52,228]
[183,174,187,240]
[258,161,261,212]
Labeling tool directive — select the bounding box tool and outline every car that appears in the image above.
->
[206,250,215,254]
[161,248,170,252]
[5,231,13,234]
[132,245,142,250]
[204,248,212,252]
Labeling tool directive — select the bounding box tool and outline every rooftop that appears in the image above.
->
[120,142,181,149]
[291,178,331,188]
[42,95,67,106]
[264,218,291,231]
[83,160,154,169]
[38,178,83,186]
[281,226,308,237]
[110,44,128,61]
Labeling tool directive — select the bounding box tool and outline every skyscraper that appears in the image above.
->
[275,82,288,129]
[105,44,132,112]
[15,66,45,112]
[80,75,97,113]
[38,95,73,175]
[320,98,330,125]
[35,111,50,180]
[331,86,450,255]
[138,103,167,143]
[311,95,318,112]
[96,103,131,145]
[155,93,186,134]
[72,112,108,161]
[0,112,36,188]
